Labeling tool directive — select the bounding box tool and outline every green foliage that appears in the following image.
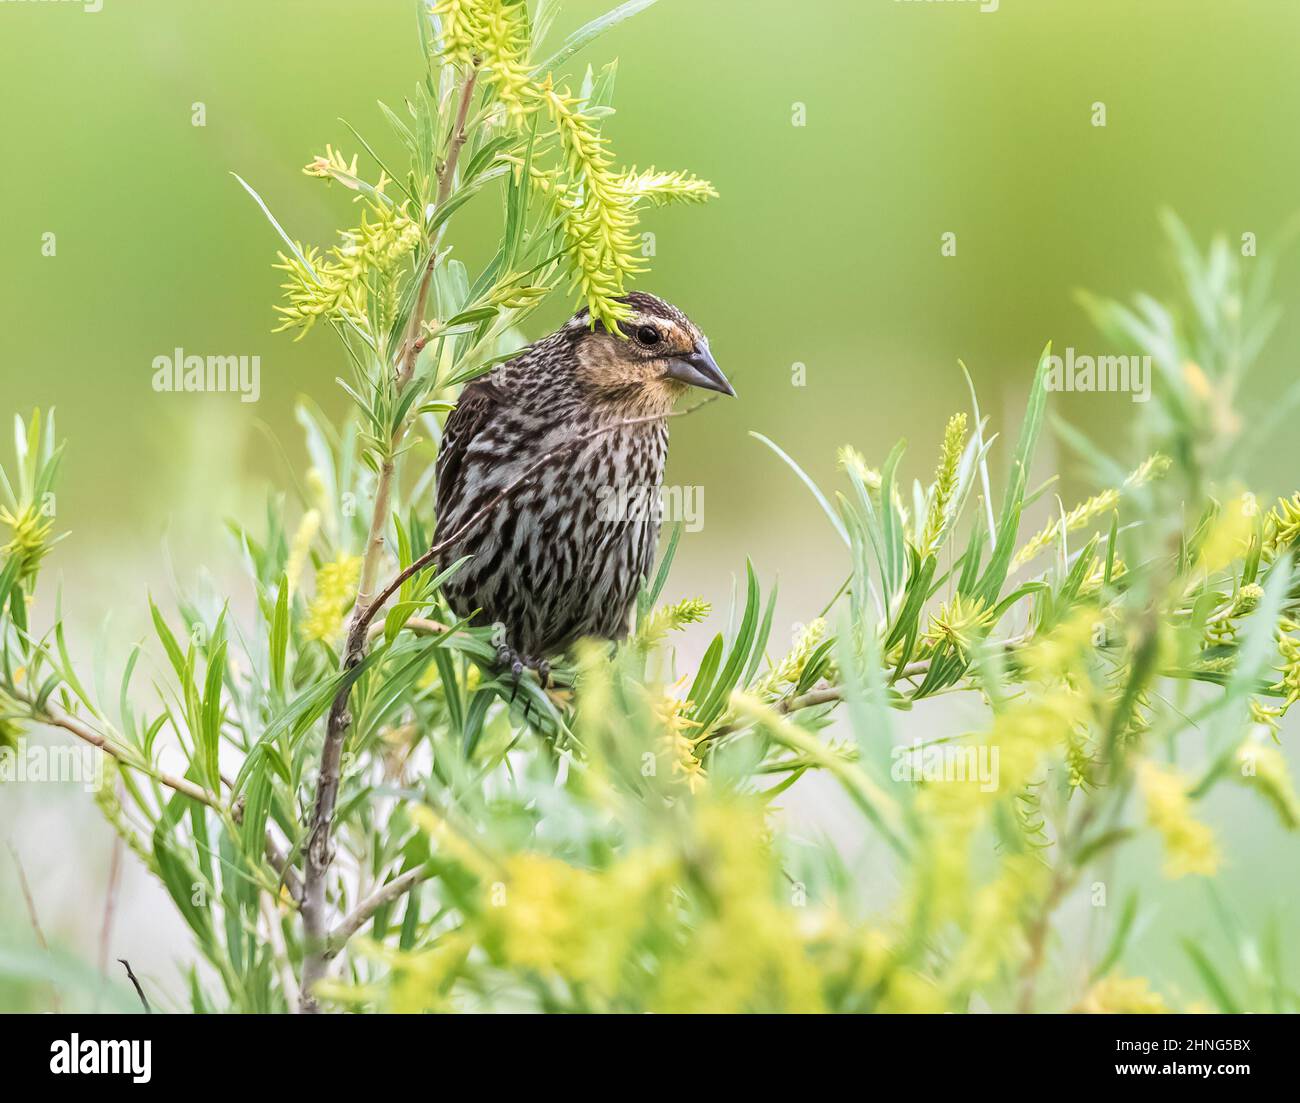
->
[3,4,1300,1014]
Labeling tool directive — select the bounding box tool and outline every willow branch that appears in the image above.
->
[366,616,449,642]
[326,866,432,958]
[34,695,215,807]
[399,65,479,380]
[25,693,302,904]
[6,841,60,1011]
[300,64,482,1013]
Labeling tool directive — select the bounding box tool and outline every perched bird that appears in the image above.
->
[434,291,734,681]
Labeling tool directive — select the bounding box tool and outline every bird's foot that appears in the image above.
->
[494,644,526,702]
[492,648,559,722]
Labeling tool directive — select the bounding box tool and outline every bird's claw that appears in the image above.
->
[492,646,556,722]
[495,644,526,702]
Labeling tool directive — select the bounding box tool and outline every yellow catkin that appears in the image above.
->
[273,202,423,338]
[1236,739,1300,829]
[1078,973,1171,1014]
[285,509,321,597]
[921,413,968,554]
[1013,453,1171,569]
[1138,759,1220,878]
[303,554,362,642]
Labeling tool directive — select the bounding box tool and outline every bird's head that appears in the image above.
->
[564,291,734,414]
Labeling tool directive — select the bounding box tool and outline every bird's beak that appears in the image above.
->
[664,346,736,397]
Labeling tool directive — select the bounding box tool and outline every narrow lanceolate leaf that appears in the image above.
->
[0,557,19,625]
[743,579,780,688]
[751,432,849,545]
[200,640,228,789]
[270,576,289,695]
[644,522,683,612]
[686,633,724,710]
[150,597,189,682]
[693,561,761,730]
[878,441,908,604]
[232,173,317,277]
[974,342,1053,605]
[1182,938,1242,1014]
[531,0,661,76]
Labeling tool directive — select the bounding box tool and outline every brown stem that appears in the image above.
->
[1015,801,1099,1012]
[1015,866,1072,1013]
[36,696,215,807]
[26,694,302,904]
[118,959,152,1014]
[437,68,479,209]
[397,66,479,384]
[99,831,124,976]
[326,866,431,958]
[6,841,61,1011]
[299,66,480,1014]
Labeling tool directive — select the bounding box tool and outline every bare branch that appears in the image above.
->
[6,840,60,1012]
[118,959,152,1014]
[24,693,303,905]
[326,866,432,958]
[99,831,124,976]
[34,696,216,807]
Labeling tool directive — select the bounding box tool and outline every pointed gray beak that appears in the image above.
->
[664,346,736,397]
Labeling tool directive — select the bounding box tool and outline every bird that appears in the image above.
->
[434,291,734,685]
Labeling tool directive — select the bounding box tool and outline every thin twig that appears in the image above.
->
[118,959,151,1014]
[366,616,449,641]
[264,835,304,905]
[35,695,214,806]
[99,830,124,976]
[25,693,304,905]
[7,841,61,1012]
[1016,800,1099,1012]
[326,866,432,958]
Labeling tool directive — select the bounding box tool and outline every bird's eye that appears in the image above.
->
[636,325,661,346]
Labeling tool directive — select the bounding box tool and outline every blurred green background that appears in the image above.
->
[3,0,1300,1009]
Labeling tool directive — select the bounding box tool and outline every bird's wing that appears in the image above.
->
[435,376,507,521]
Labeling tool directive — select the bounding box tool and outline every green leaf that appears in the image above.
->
[743,579,779,687]
[531,0,661,76]
[751,432,848,545]
[1182,937,1242,1014]
[693,561,761,729]
[231,173,317,277]
[878,441,908,603]
[149,597,188,682]
[686,634,724,708]
[645,522,683,610]
[199,639,228,787]
[270,575,289,695]
[974,342,1053,605]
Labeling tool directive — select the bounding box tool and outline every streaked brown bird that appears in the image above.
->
[434,291,734,681]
